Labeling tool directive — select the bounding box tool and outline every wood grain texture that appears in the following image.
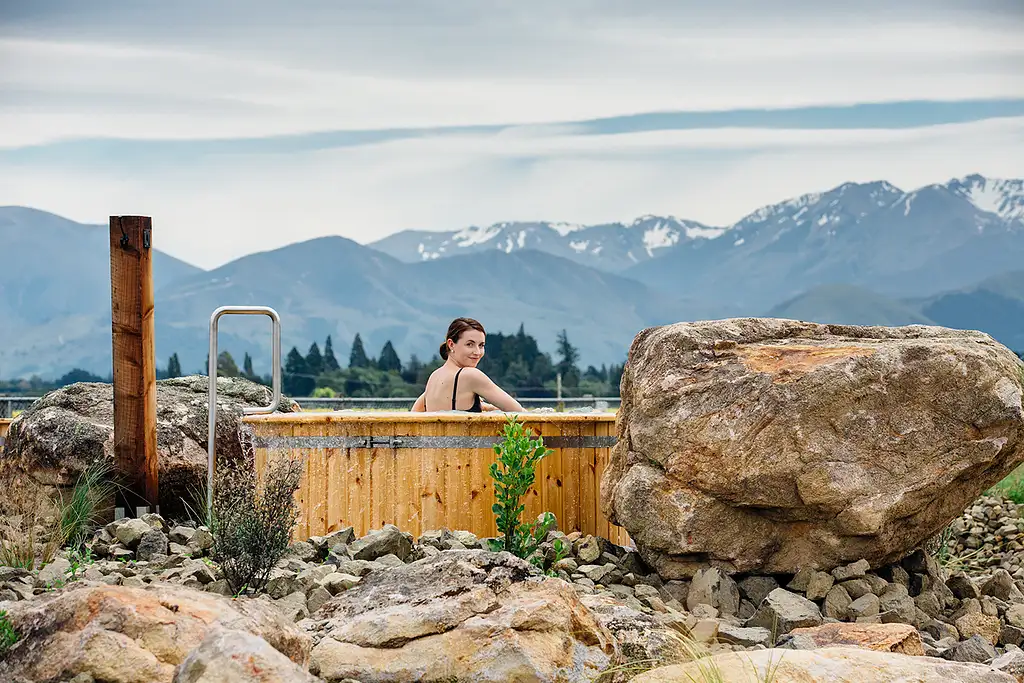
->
[247,413,631,546]
[109,216,158,513]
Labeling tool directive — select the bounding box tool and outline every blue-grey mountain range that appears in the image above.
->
[2,173,1023,379]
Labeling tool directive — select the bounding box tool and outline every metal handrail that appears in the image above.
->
[207,306,282,521]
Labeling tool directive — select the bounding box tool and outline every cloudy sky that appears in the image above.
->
[2,1,1023,269]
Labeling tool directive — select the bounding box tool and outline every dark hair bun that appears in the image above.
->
[439,342,449,360]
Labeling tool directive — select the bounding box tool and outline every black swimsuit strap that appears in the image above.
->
[452,367,462,410]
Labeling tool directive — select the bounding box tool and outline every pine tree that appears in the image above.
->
[167,353,182,378]
[323,335,341,373]
[243,352,255,379]
[284,347,314,396]
[349,333,370,368]
[402,354,423,384]
[377,341,402,373]
[306,342,324,377]
[555,329,580,389]
[217,351,240,377]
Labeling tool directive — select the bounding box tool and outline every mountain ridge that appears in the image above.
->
[3,171,1024,379]
[367,174,1024,274]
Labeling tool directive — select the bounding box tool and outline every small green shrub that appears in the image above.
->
[486,415,557,565]
[211,448,303,596]
[0,609,18,657]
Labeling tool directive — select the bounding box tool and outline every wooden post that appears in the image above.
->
[109,216,158,517]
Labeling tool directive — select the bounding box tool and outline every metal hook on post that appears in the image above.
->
[207,306,282,524]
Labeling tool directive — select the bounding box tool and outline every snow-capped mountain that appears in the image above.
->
[371,174,1021,276]
[369,216,725,272]
[947,174,1024,225]
[627,174,1024,311]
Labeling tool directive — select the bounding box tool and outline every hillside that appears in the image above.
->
[0,207,202,378]
[627,177,1024,310]
[767,284,934,327]
[0,216,705,377]
[4,172,1024,379]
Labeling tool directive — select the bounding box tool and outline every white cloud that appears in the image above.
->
[1,1,1022,146]
[1,1,1022,268]
[3,117,1021,269]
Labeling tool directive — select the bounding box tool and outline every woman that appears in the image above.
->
[411,317,524,412]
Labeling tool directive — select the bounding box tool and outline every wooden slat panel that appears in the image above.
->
[309,422,328,537]
[247,413,624,544]
[326,419,345,533]
[419,420,443,533]
[580,420,598,538]
[345,421,366,537]
[561,420,583,535]
[469,420,495,539]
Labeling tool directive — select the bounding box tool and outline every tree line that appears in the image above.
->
[163,325,624,399]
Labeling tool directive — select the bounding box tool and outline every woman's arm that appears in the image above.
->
[463,368,524,412]
[411,393,427,412]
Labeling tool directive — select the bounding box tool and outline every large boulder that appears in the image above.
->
[632,646,1015,683]
[308,549,615,682]
[0,376,298,518]
[602,319,1024,577]
[0,582,311,683]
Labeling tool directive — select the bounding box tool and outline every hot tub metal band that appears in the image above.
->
[250,434,618,450]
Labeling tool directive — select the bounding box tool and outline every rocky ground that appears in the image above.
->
[1,494,1024,681]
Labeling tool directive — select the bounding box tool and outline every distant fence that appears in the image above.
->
[0,394,620,417]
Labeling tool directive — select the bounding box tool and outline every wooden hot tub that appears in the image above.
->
[241,411,630,546]
[0,418,11,452]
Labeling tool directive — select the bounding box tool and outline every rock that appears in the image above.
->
[0,583,310,683]
[841,578,874,600]
[942,634,998,664]
[137,529,169,561]
[0,376,299,517]
[691,619,719,643]
[287,541,317,563]
[787,566,816,592]
[1002,624,1024,647]
[686,567,740,616]
[347,524,413,562]
[848,593,881,619]
[36,557,70,586]
[172,628,320,683]
[717,624,773,648]
[991,648,1024,680]
[740,575,779,606]
[833,559,871,582]
[115,518,154,548]
[780,622,924,655]
[823,584,854,620]
[308,550,613,682]
[1006,603,1024,629]
[948,573,981,600]
[168,526,196,545]
[601,319,1024,576]
[580,592,693,671]
[955,612,1001,645]
[983,569,1018,601]
[806,571,836,601]
[579,564,613,584]
[878,584,917,624]
[747,588,823,634]
[575,535,602,564]
[631,646,1016,682]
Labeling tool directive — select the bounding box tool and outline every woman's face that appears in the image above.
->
[449,329,485,366]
